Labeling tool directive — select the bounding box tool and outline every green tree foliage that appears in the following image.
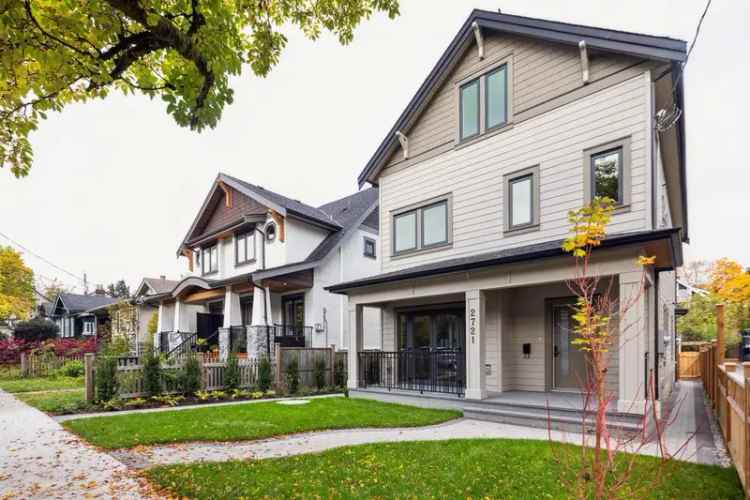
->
[147,311,158,336]
[13,317,58,341]
[257,356,272,392]
[1,0,400,177]
[142,346,162,397]
[313,355,326,390]
[179,354,202,395]
[106,279,131,298]
[285,355,300,394]
[224,352,240,390]
[0,246,34,320]
[95,355,119,402]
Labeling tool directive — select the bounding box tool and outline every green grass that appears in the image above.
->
[63,397,460,449]
[146,439,743,499]
[0,376,83,393]
[16,388,91,414]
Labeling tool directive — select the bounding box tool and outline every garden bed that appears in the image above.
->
[145,439,743,499]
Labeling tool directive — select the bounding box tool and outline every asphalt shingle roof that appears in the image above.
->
[59,293,119,313]
[142,277,180,295]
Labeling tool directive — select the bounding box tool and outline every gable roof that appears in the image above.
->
[357,9,687,188]
[136,277,180,297]
[55,293,119,314]
[253,188,379,280]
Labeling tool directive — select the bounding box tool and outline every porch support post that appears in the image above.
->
[618,271,650,413]
[347,303,364,390]
[170,299,184,351]
[465,289,487,400]
[223,287,242,327]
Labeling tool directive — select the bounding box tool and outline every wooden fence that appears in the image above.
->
[20,352,84,378]
[699,304,750,495]
[85,345,348,401]
[678,351,702,379]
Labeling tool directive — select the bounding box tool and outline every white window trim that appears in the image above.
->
[235,231,256,266]
[202,244,219,276]
[391,193,453,258]
[454,54,514,146]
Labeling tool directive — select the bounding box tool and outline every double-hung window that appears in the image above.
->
[235,231,255,265]
[504,166,540,233]
[393,197,451,256]
[459,62,510,141]
[202,244,218,275]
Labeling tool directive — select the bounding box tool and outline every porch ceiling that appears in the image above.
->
[262,269,314,293]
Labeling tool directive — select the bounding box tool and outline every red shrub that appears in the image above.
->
[0,337,98,364]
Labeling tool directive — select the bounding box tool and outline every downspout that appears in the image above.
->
[654,270,660,401]
[650,78,658,231]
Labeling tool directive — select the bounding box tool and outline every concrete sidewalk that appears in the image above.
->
[0,390,156,499]
[111,382,728,470]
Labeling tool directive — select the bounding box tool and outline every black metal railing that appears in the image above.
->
[358,349,465,396]
[165,332,197,359]
[274,324,312,348]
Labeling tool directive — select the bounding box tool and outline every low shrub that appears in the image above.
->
[13,318,58,342]
[257,356,272,392]
[224,352,241,390]
[142,347,162,397]
[285,355,300,394]
[179,355,202,395]
[313,356,326,391]
[94,356,118,402]
[334,357,346,387]
[58,360,84,378]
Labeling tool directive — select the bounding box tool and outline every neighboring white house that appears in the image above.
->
[328,10,688,424]
[151,173,381,358]
[676,279,708,304]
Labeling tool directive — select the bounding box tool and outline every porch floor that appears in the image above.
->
[484,390,614,412]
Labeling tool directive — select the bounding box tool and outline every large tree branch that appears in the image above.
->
[24,1,96,58]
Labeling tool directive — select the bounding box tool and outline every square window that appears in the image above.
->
[460,79,480,140]
[422,201,448,247]
[591,148,622,203]
[486,66,507,129]
[394,212,417,253]
[510,175,533,227]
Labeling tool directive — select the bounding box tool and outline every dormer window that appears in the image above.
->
[458,60,510,142]
[202,244,218,275]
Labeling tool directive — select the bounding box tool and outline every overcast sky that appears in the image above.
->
[1,0,748,294]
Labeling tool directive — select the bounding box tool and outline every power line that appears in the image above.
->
[0,230,86,285]
[672,0,712,93]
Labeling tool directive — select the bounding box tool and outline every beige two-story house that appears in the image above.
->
[329,10,687,425]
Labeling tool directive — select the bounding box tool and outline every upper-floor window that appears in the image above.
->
[202,244,218,275]
[363,237,376,258]
[583,137,631,208]
[504,165,540,233]
[393,196,452,256]
[235,231,255,265]
[266,222,277,242]
[459,62,509,142]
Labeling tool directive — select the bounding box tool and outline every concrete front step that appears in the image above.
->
[463,405,643,434]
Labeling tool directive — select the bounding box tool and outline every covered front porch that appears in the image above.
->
[343,246,663,416]
[155,271,317,360]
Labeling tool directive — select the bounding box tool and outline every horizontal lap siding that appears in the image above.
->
[380,74,649,273]
[384,33,641,169]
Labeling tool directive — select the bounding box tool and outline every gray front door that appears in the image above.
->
[551,302,589,391]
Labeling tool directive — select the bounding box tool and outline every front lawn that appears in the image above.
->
[16,388,91,414]
[146,439,743,499]
[0,376,83,393]
[63,397,460,449]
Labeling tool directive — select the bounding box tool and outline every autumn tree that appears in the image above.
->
[1,0,399,177]
[0,246,35,321]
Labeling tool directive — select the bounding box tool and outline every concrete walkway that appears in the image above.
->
[0,390,156,499]
[111,381,727,470]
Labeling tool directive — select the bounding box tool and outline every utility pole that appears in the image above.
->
[83,272,89,295]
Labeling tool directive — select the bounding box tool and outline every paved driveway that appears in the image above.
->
[0,390,155,499]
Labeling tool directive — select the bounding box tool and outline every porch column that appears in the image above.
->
[465,289,487,400]
[219,287,242,361]
[247,285,270,360]
[169,299,184,351]
[347,303,364,390]
[618,271,650,413]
